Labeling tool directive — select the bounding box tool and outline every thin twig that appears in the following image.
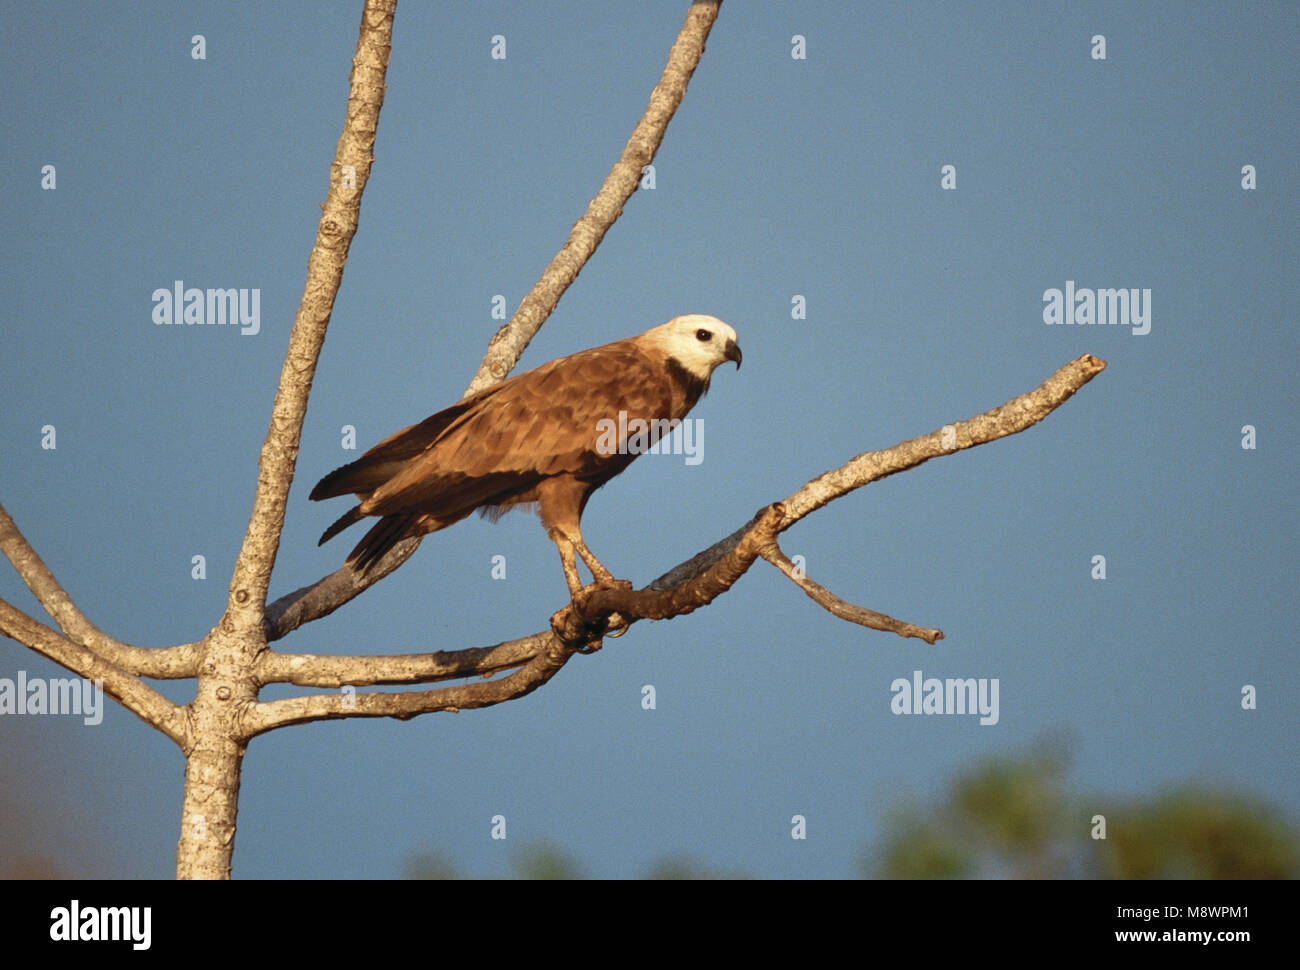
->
[761,543,943,644]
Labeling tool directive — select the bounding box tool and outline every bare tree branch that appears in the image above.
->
[762,543,943,644]
[0,501,203,676]
[0,599,189,746]
[242,633,571,736]
[777,354,1109,524]
[262,539,418,642]
[175,0,399,881]
[224,0,397,628]
[254,631,546,688]
[556,354,1108,641]
[463,0,723,396]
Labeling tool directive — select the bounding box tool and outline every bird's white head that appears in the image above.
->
[642,314,742,381]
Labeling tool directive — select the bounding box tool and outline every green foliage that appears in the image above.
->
[1097,788,1298,880]
[645,857,749,880]
[511,841,583,880]
[866,740,1298,880]
[403,851,460,880]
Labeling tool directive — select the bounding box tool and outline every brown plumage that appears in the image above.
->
[310,314,741,594]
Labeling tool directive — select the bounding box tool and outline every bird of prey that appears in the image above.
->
[310,314,742,595]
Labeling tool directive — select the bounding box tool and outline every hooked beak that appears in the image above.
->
[724,339,742,370]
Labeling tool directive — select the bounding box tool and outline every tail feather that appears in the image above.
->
[318,505,365,546]
[348,513,418,573]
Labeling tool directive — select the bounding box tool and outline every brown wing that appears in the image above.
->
[358,339,676,521]
[308,387,509,501]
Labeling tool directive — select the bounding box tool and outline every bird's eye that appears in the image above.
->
[695,329,712,342]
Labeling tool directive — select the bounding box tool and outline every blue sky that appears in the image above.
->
[1,1,1296,878]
